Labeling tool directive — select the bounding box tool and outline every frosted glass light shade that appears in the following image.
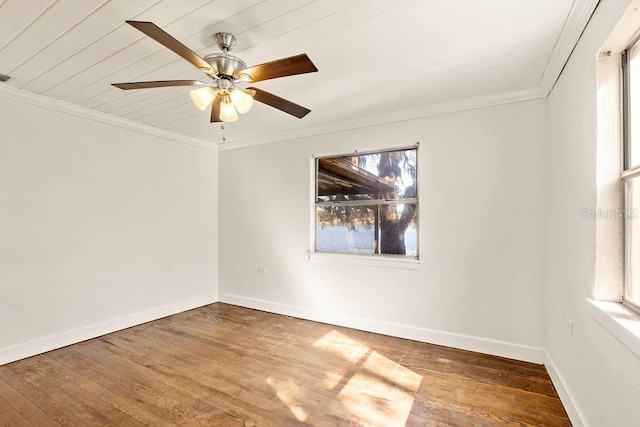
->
[219,96,238,122]
[230,89,254,114]
[189,87,217,110]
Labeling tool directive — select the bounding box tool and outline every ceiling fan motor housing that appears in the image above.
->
[203,53,247,78]
[203,32,247,78]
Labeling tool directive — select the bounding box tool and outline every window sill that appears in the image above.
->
[308,252,420,270]
[587,298,640,359]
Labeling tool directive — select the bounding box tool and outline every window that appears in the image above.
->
[622,40,640,309]
[314,146,418,257]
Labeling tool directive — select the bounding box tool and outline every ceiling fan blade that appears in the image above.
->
[236,54,317,83]
[210,96,222,123]
[112,80,202,90]
[249,87,311,119]
[126,21,215,74]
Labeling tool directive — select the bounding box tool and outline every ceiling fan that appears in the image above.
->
[112,21,318,123]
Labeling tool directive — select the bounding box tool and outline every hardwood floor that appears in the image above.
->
[0,303,570,426]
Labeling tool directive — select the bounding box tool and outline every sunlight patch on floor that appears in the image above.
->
[362,350,422,393]
[338,370,418,426]
[322,369,347,390]
[266,377,308,422]
[313,329,369,363]
[267,329,422,425]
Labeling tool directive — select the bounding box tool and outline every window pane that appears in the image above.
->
[317,148,417,201]
[626,176,640,307]
[405,222,418,257]
[316,204,418,256]
[379,204,418,256]
[317,206,376,254]
[628,43,640,168]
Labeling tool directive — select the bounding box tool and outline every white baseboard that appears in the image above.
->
[0,294,218,366]
[219,293,545,364]
[545,351,588,427]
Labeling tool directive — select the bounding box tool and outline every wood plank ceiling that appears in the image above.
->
[0,0,590,148]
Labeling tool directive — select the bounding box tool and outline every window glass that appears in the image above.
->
[317,206,376,254]
[628,43,640,168]
[625,40,640,309]
[626,177,640,307]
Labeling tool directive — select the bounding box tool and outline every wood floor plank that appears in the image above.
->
[0,365,82,426]
[401,349,557,397]
[46,350,177,427]
[68,342,244,426]
[75,338,296,426]
[140,323,348,414]
[412,368,569,426]
[96,332,294,426]
[17,356,144,426]
[0,394,33,427]
[49,349,211,426]
[0,374,55,426]
[0,303,571,426]
[7,358,128,426]
[122,323,321,423]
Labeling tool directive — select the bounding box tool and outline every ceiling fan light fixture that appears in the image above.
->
[190,86,217,110]
[230,89,254,114]
[219,92,238,122]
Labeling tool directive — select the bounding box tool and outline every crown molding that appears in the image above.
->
[0,84,217,151]
[217,86,545,151]
[0,82,544,155]
[539,0,601,96]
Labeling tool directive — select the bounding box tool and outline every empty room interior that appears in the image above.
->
[1,0,640,425]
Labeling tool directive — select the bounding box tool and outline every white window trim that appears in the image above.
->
[308,251,420,270]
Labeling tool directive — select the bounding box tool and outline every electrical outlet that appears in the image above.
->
[566,318,574,335]
[257,266,267,274]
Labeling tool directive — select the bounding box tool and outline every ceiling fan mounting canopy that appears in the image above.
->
[111,21,318,123]
[214,32,236,52]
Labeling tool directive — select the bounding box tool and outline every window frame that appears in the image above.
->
[622,38,640,313]
[313,145,419,258]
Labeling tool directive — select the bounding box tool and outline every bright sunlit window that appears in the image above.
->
[623,39,640,310]
[314,146,418,257]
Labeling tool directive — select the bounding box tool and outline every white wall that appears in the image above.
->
[219,99,548,362]
[0,93,218,364]
[544,0,640,424]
